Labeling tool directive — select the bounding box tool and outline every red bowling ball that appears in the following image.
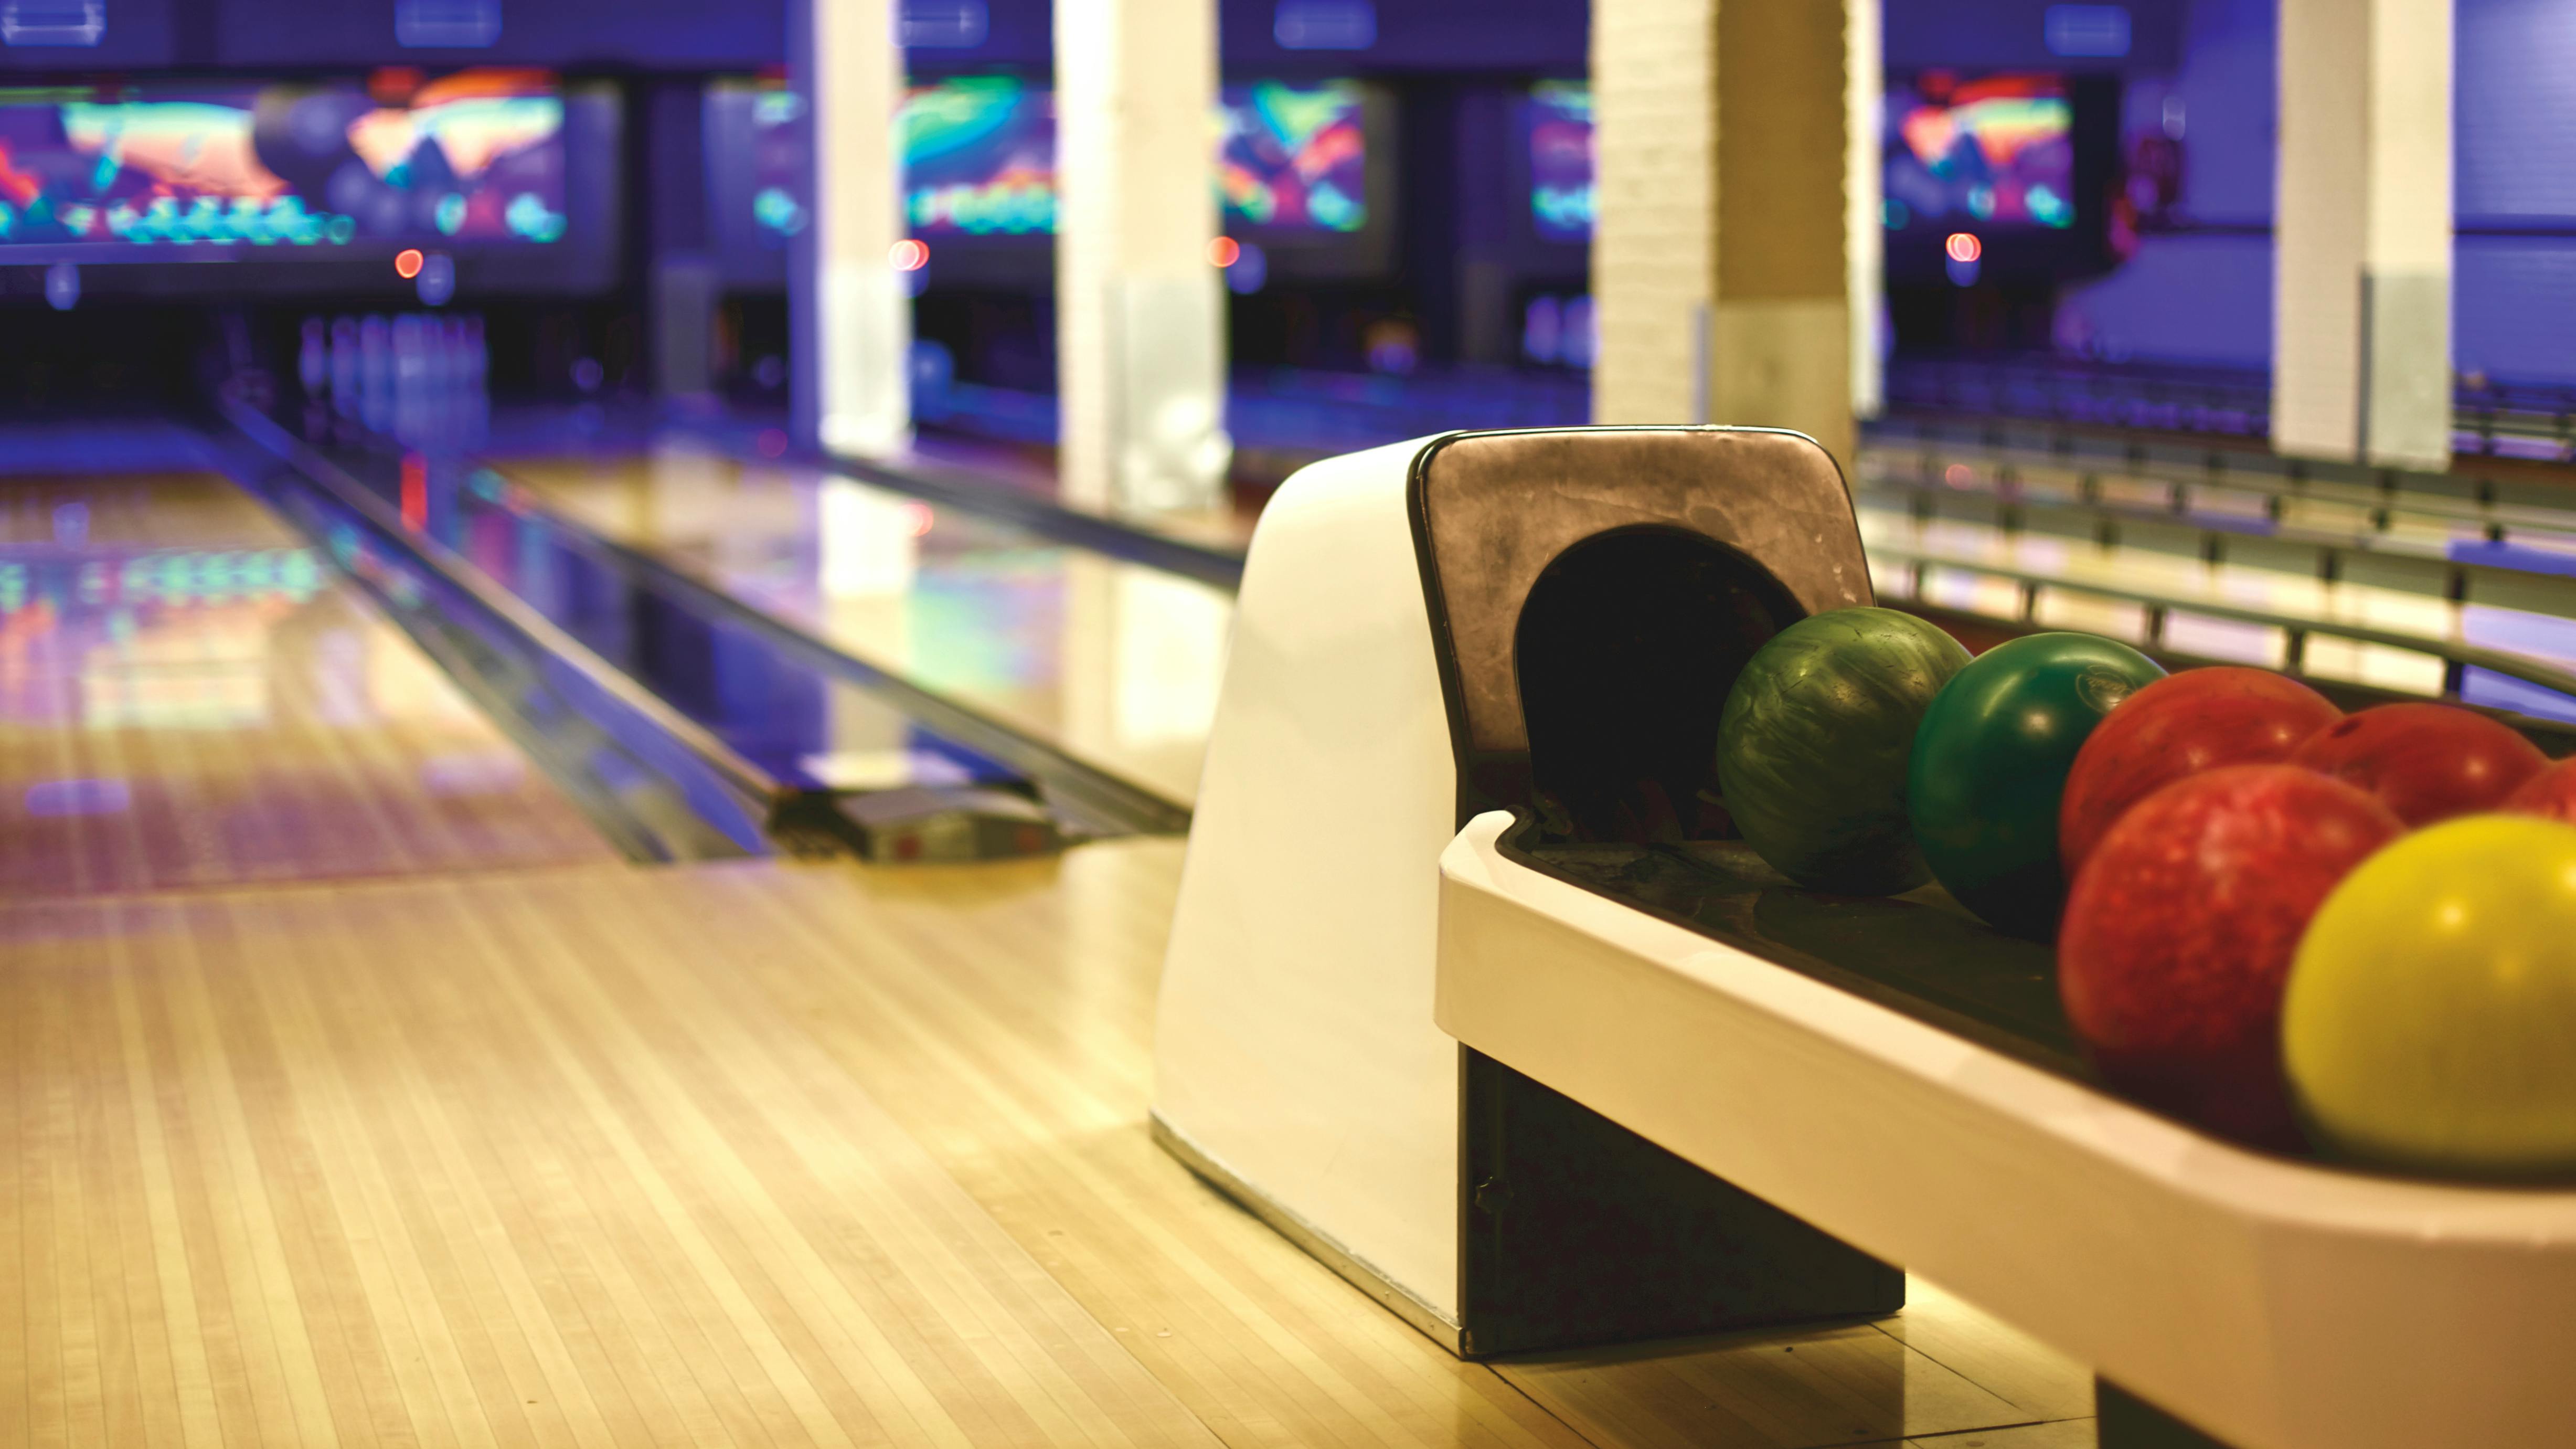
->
[2504,756,2576,826]
[2058,667,2343,874]
[2286,702,2547,828]
[2059,765,2403,1147]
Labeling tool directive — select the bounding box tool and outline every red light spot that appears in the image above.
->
[400,452,428,532]
[1944,463,1973,487]
[899,501,935,537]
[368,67,424,104]
[755,428,790,458]
[1208,236,1241,268]
[1944,232,1982,264]
[890,238,930,271]
[395,248,425,280]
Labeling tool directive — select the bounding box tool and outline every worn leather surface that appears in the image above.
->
[1414,427,1873,761]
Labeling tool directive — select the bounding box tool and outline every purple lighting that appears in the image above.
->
[25,778,131,817]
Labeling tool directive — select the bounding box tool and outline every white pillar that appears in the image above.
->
[1593,0,1855,471]
[2273,0,2453,471]
[1592,0,1717,430]
[1847,0,1883,421]
[1054,0,1230,514]
[791,0,911,459]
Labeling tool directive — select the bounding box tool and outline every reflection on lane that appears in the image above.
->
[498,445,1230,807]
[0,472,618,896]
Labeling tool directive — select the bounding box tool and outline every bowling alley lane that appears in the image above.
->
[492,438,1232,808]
[0,471,619,897]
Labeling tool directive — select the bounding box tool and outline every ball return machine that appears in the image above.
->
[1153,426,2576,1449]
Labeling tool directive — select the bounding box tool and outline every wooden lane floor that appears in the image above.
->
[493,444,1228,808]
[0,473,618,897]
[3,838,2099,1447]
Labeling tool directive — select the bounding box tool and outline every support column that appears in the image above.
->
[2272,0,2453,471]
[1054,0,1230,514]
[790,0,910,458]
[1847,0,1882,421]
[1592,0,1716,430]
[1593,0,1854,471]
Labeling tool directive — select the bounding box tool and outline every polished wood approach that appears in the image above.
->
[0,474,618,897]
[3,837,2098,1447]
[0,860,1219,1448]
[498,449,1226,807]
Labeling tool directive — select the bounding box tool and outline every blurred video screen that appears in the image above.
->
[1218,81,1366,234]
[743,86,810,247]
[1522,80,1594,244]
[1883,73,2075,231]
[901,77,1056,236]
[0,70,569,251]
[727,77,1373,246]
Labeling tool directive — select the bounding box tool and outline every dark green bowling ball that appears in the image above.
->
[1907,632,2166,938]
[1715,607,1972,894]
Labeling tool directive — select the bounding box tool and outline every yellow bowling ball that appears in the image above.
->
[2284,814,2576,1177]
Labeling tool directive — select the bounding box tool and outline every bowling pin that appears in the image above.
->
[331,316,360,418]
[360,315,393,433]
[299,316,328,399]
[463,313,489,446]
[422,313,448,445]
[393,313,427,445]
[438,315,469,447]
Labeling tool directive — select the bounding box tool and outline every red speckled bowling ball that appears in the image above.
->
[2504,756,2576,826]
[2059,765,2403,1146]
[2287,702,2546,828]
[2058,668,2343,874]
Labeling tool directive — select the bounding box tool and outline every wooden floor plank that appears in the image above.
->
[107,938,241,1449]
[157,907,351,1446]
[1902,1419,2095,1448]
[0,865,1233,1447]
[1491,1321,2036,1449]
[709,856,1585,1449]
[1866,1283,2094,1425]
[0,846,2101,1449]
[71,942,169,1449]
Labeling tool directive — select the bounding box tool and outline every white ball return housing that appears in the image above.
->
[1154,425,2576,1449]
[1153,425,1890,1356]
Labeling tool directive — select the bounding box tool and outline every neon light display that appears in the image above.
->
[1525,81,1594,243]
[747,87,809,244]
[757,77,1371,243]
[901,77,1056,236]
[1884,73,2075,231]
[0,70,568,250]
[1218,81,1366,232]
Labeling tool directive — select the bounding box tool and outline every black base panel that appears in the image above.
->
[1457,1050,1904,1358]
[2099,1379,2237,1448]
[1509,830,2090,1084]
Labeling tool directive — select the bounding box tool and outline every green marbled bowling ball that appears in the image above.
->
[1713,607,1973,894]
[1908,631,2167,938]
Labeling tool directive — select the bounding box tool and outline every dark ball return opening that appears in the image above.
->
[1515,525,1798,843]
